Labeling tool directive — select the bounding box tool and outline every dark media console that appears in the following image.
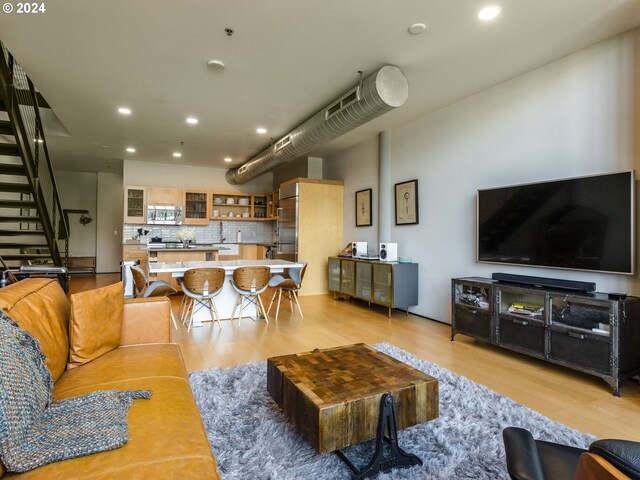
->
[451,276,640,396]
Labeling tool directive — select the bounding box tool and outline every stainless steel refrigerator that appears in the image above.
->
[276,183,299,262]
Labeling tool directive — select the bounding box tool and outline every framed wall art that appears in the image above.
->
[395,179,418,225]
[355,188,372,227]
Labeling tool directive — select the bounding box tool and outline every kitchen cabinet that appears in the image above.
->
[266,190,278,219]
[122,244,148,276]
[238,244,268,260]
[147,187,184,206]
[252,194,268,219]
[328,257,419,317]
[184,190,210,225]
[278,178,343,296]
[124,186,146,223]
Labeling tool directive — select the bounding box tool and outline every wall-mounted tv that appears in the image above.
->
[477,171,635,275]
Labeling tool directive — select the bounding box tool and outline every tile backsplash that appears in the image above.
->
[124,221,276,245]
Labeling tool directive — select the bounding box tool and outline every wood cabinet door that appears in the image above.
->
[147,187,184,206]
[184,190,210,225]
[124,186,146,223]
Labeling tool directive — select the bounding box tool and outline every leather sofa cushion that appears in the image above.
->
[0,279,69,382]
[68,282,123,368]
[3,344,219,479]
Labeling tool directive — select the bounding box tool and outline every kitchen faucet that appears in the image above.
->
[219,221,226,243]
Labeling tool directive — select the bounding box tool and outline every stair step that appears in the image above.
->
[0,163,25,176]
[0,229,45,236]
[0,243,48,249]
[0,120,13,136]
[0,254,52,261]
[0,143,19,157]
[0,216,40,223]
[0,182,31,193]
[0,199,35,209]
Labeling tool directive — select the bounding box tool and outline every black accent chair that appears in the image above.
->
[503,427,640,480]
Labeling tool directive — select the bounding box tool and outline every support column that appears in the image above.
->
[378,130,391,243]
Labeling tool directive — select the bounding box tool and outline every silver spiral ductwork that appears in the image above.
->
[225,65,409,184]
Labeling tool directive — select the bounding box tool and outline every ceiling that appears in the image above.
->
[1,0,639,176]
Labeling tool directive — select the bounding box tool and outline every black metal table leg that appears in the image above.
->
[335,393,423,479]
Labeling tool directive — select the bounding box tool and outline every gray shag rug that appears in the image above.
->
[189,343,595,479]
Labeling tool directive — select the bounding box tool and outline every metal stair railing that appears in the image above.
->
[0,41,68,266]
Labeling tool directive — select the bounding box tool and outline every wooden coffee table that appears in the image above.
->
[267,344,438,478]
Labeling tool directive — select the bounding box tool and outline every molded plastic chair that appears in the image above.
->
[230,266,270,325]
[503,426,639,480]
[266,262,307,322]
[131,265,178,328]
[181,268,225,331]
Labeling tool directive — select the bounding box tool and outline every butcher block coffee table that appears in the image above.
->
[267,344,439,479]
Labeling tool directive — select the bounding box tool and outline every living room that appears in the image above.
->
[1,2,640,479]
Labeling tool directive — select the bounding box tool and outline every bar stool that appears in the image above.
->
[230,266,270,325]
[266,262,307,322]
[130,265,178,328]
[182,268,226,331]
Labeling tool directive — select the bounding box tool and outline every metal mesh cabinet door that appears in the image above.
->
[340,259,355,296]
[328,257,341,292]
[372,263,392,307]
[355,261,372,300]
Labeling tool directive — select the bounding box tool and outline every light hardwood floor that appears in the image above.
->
[71,274,640,441]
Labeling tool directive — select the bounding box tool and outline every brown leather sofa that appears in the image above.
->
[0,278,220,479]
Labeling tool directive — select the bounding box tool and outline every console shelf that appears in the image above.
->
[451,277,640,396]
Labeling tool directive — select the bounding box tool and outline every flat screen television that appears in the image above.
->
[477,171,635,274]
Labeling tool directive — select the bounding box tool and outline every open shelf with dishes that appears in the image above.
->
[210,192,275,221]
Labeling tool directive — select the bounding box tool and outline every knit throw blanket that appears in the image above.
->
[0,310,151,472]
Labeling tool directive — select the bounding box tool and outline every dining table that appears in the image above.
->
[149,259,305,327]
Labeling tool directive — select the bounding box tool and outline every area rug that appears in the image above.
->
[189,343,595,479]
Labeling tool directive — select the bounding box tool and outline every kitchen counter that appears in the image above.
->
[147,245,231,252]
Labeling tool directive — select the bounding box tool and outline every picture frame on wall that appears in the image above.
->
[355,188,372,227]
[395,179,419,225]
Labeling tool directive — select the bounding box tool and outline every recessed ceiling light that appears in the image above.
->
[186,117,198,125]
[478,5,501,21]
[408,23,426,35]
[173,152,182,158]
[224,157,232,163]
[118,107,132,115]
[126,147,136,153]
[207,59,225,72]
[256,127,267,134]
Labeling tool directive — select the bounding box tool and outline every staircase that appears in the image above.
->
[0,42,68,268]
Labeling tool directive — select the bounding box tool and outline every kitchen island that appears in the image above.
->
[149,259,304,327]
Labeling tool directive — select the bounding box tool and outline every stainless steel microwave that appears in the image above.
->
[146,205,183,225]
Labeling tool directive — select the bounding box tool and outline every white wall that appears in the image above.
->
[56,171,97,257]
[324,139,379,251]
[324,29,640,322]
[123,160,273,193]
[96,172,123,272]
